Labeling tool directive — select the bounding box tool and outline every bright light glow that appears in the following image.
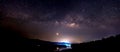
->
[56,39,72,50]
[69,23,76,27]
[56,47,59,50]
[60,39,70,43]
[56,32,59,36]
[66,23,79,28]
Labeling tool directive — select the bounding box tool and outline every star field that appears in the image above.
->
[0,0,120,43]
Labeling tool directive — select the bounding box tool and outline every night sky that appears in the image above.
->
[0,0,120,43]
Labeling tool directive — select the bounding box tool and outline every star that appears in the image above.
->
[56,32,60,36]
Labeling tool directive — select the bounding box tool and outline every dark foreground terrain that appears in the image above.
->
[1,24,120,52]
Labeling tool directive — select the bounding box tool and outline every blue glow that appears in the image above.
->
[56,42,71,48]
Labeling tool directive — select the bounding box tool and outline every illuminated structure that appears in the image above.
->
[56,41,72,51]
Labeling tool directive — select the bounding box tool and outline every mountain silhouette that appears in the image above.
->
[0,17,120,52]
[69,34,120,52]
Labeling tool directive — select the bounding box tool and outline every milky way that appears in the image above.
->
[0,0,120,43]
